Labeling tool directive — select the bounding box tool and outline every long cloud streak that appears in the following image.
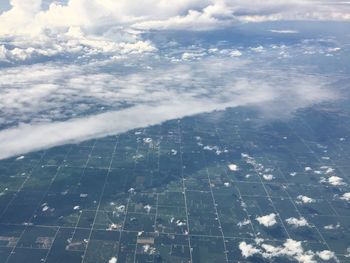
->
[0,99,238,159]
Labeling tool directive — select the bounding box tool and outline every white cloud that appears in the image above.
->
[237,219,251,228]
[305,167,312,172]
[0,53,337,159]
[239,238,338,263]
[297,195,316,204]
[321,166,335,175]
[0,0,348,66]
[0,0,220,38]
[0,98,236,159]
[228,164,239,171]
[230,50,242,57]
[251,46,265,53]
[230,0,350,22]
[340,192,350,201]
[108,257,117,263]
[285,217,310,228]
[0,31,155,63]
[181,51,206,60]
[316,250,337,261]
[270,29,299,34]
[239,242,261,258]
[0,0,349,40]
[327,176,346,186]
[256,213,277,227]
[263,174,274,181]
[132,2,234,31]
[323,223,340,230]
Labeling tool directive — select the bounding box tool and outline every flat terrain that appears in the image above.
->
[0,102,349,262]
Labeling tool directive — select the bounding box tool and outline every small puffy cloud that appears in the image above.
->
[230,50,242,57]
[228,164,239,171]
[320,166,335,175]
[256,213,277,227]
[316,250,337,261]
[323,223,340,230]
[297,195,315,204]
[251,46,265,53]
[237,219,251,228]
[305,166,312,172]
[239,242,261,258]
[327,176,346,186]
[108,257,117,263]
[239,238,337,263]
[340,192,350,201]
[285,217,310,228]
[263,174,274,181]
[181,52,206,60]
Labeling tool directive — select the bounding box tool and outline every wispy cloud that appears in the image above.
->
[270,29,299,34]
[0,52,338,159]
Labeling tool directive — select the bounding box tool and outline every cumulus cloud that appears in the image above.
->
[316,250,337,261]
[239,238,338,263]
[324,223,340,230]
[229,50,242,57]
[108,257,117,263]
[256,213,277,227]
[263,174,274,181]
[285,217,310,228]
[296,195,316,204]
[340,192,350,201]
[0,29,155,63]
[132,2,234,31]
[0,0,348,66]
[0,0,349,39]
[239,242,261,258]
[228,164,239,171]
[326,176,346,186]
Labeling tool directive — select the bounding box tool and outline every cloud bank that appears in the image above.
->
[1,0,349,37]
[0,55,337,159]
[0,0,349,64]
[0,98,233,159]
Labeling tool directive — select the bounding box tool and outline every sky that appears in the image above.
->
[0,0,349,159]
